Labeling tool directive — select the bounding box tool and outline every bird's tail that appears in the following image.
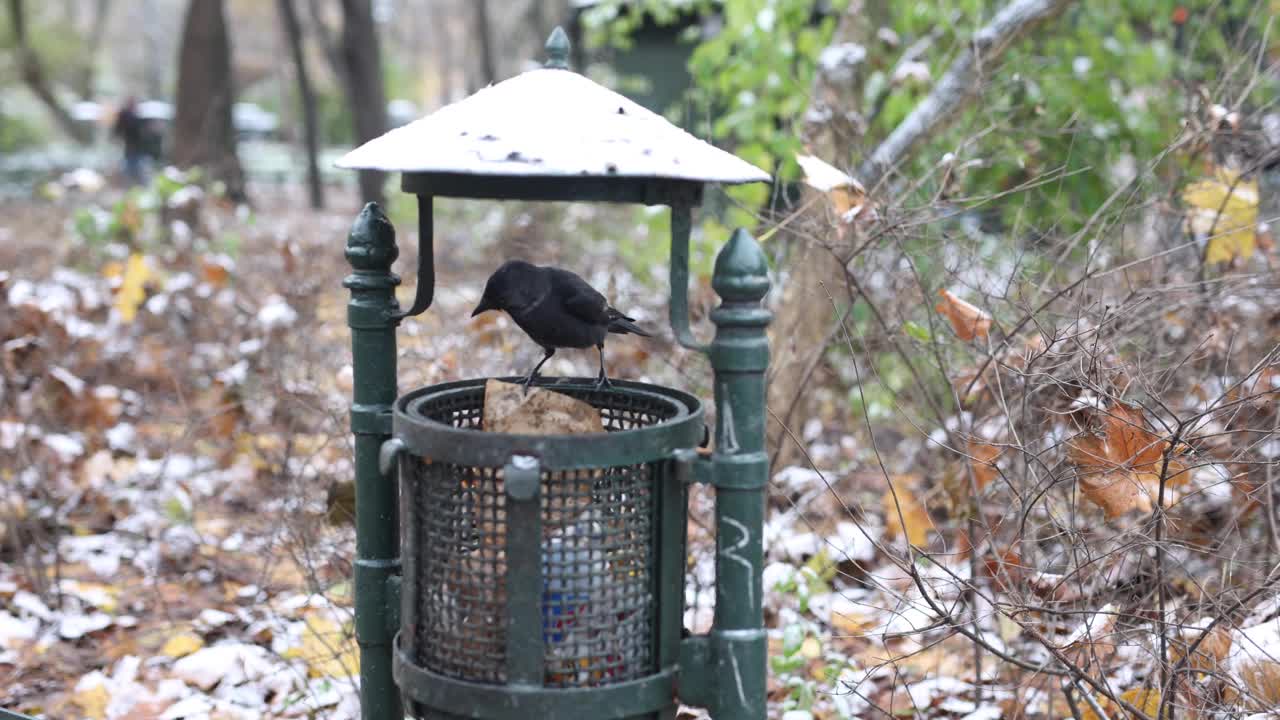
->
[607,308,652,337]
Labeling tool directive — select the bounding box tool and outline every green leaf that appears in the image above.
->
[781,623,805,656]
[903,321,932,342]
[770,653,806,674]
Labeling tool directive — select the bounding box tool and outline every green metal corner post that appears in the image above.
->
[681,228,772,719]
[345,203,404,720]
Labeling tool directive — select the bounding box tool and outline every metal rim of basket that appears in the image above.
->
[392,377,706,470]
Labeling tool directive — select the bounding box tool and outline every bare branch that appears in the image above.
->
[859,0,1073,188]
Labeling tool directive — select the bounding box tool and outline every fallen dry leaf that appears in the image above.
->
[1081,686,1161,720]
[968,441,1001,492]
[199,255,232,287]
[982,548,1026,592]
[800,636,822,660]
[936,289,992,341]
[1060,603,1121,667]
[284,613,360,679]
[883,478,933,547]
[161,630,205,658]
[70,682,109,720]
[829,601,878,636]
[1172,623,1232,673]
[796,153,867,220]
[1239,660,1280,709]
[1067,403,1189,518]
[115,253,150,322]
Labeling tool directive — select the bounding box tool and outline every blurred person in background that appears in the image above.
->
[113,97,150,186]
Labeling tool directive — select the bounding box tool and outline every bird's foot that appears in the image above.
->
[594,374,613,391]
[522,373,539,394]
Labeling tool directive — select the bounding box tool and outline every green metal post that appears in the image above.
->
[345,202,404,720]
[504,455,545,687]
[681,228,771,719]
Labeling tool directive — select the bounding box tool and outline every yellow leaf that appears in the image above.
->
[830,606,877,636]
[161,631,204,658]
[883,479,933,546]
[1183,167,1259,264]
[72,683,110,720]
[800,636,822,660]
[1081,687,1160,720]
[936,289,992,341]
[60,581,119,613]
[284,614,359,679]
[115,254,150,322]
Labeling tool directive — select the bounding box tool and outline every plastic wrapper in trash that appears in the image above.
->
[541,513,648,684]
[542,516,607,643]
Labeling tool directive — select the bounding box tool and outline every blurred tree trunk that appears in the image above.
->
[5,0,91,143]
[310,0,388,205]
[473,0,497,89]
[430,1,458,104]
[74,0,112,100]
[305,0,343,78]
[767,1,877,468]
[338,0,388,206]
[276,0,325,209]
[171,0,246,201]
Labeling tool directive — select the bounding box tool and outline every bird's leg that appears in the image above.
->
[594,344,612,389]
[523,347,555,391]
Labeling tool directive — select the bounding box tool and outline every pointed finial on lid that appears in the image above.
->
[545,26,571,69]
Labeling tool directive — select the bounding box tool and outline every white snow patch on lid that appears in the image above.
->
[338,69,769,184]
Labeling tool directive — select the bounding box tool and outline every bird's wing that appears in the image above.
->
[552,269,611,325]
[605,307,636,323]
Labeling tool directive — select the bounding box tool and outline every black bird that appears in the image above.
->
[471,260,651,389]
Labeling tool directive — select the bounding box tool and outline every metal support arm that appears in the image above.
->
[393,195,435,320]
[669,203,710,353]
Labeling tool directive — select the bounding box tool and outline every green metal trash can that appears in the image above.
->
[391,377,704,719]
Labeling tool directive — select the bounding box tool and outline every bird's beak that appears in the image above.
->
[471,298,492,317]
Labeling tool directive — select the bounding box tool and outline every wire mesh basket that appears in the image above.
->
[392,378,704,719]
